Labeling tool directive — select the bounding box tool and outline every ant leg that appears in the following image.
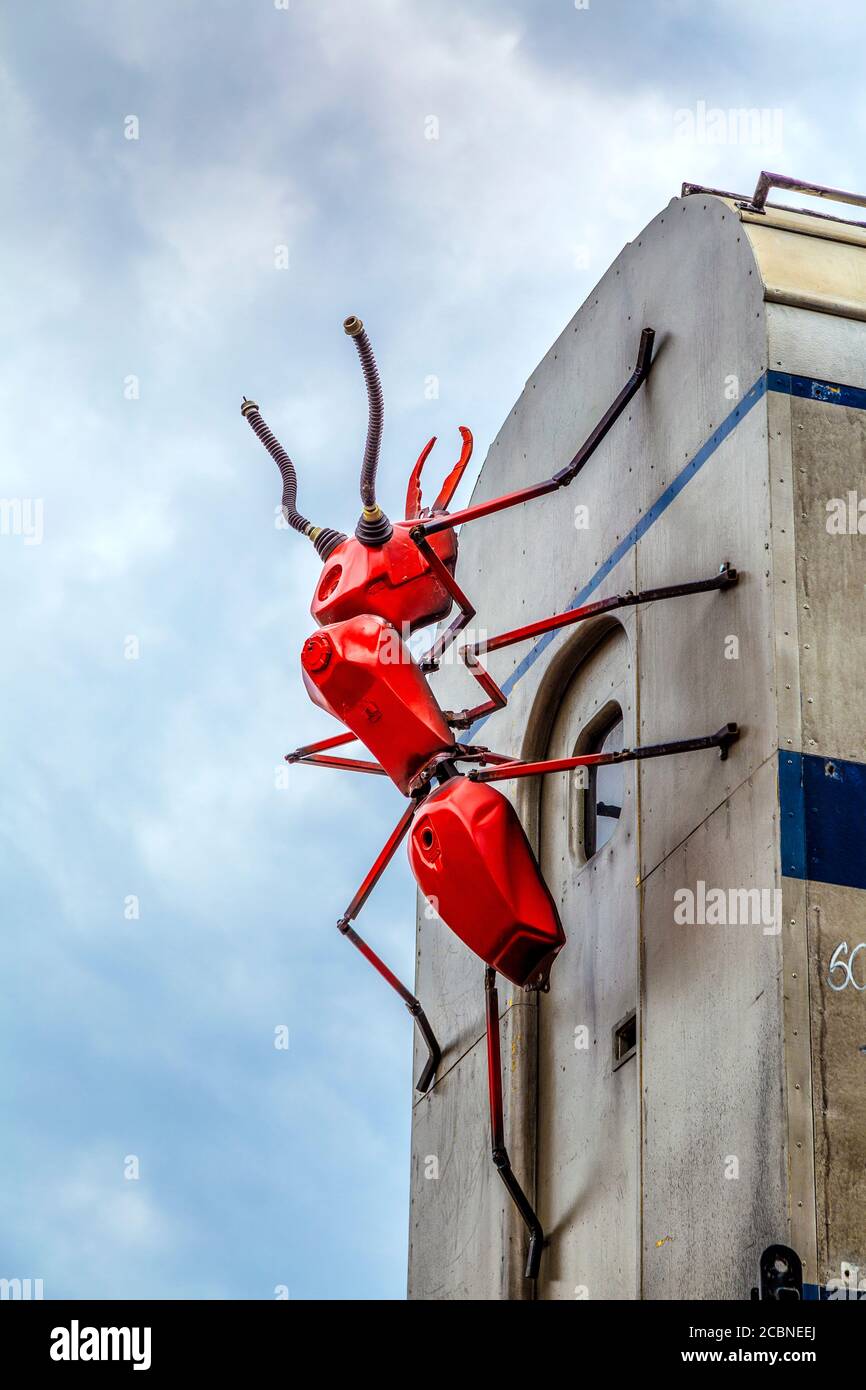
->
[452,745,520,768]
[409,529,476,672]
[447,564,738,730]
[337,801,442,1094]
[286,730,386,776]
[485,967,544,1280]
[467,724,741,786]
[416,327,655,540]
[445,650,507,730]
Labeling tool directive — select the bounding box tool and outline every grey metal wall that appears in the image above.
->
[408,191,866,1300]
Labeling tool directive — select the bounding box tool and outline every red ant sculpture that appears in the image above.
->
[242,315,739,1279]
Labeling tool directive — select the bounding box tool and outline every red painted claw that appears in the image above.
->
[433,426,473,512]
[406,436,437,520]
[405,428,474,521]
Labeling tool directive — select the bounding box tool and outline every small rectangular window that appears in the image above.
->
[583,711,624,858]
[612,1009,637,1071]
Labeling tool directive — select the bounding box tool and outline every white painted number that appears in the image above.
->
[828,941,866,992]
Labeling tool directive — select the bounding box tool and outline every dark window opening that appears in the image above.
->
[583,710,624,858]
[612,1009,637,1071]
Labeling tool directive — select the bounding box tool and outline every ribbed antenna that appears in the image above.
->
[343,316,393,546]
[241,398,346,561]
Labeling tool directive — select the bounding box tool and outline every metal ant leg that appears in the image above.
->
[409,329,657,672]
[447,564,738,729]
[452,745,520,769]
[485,967,544,1280]
[337,800,442,1094]
[415,326,655,541]
[410,530,477,672]
[467,724,741,785]
[446,650,507,730]
[286,730,386,776]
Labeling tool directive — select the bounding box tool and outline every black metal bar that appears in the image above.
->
[468,724,740,783]
[450,566,738,731]
[485,967,544,1280]
[415,326,655,539]
[550,326,655,489]
[468,563,738,659]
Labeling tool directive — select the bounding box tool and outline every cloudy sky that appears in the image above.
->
[1,0,862,1300]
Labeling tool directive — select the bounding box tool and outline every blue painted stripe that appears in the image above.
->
[778,751,808,881]
[778,750,866,892]
[468,367,866,739]
[468,372,768,737]
[804,1281,866,1300]
[769,370,866,411]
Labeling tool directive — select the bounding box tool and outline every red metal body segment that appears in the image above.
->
[311,522,458,632]
[301,614,454,794]
[407,777,566,989]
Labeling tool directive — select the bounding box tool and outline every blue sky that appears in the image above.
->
[1,0,863,1299]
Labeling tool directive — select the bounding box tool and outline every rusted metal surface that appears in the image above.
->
[683,170,866,230]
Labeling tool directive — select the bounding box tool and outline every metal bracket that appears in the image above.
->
[682,171,866,230]
[750,1244,803,1301]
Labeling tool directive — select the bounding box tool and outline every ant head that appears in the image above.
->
[242,316,473,623]
[309,421,473,630]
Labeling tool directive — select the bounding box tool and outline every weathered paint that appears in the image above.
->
[785,383,866,1286]
[408,188,866,1299]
